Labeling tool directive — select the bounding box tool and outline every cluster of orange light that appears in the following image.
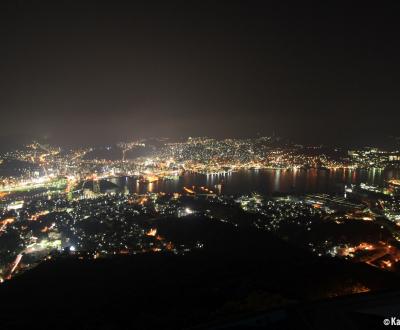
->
[340,242,375,256]
[85,174,98,181]
[382,260,392,268]
[139,197,148,205]
[165,242,174,250]
[29,210,49,221]
[146,228,157,236]
[144,175,158,183]
[0,218,15,232]
[146,228,172,250]
[358,242,374,251]
[39,153,49,163]
[183,186,195,194]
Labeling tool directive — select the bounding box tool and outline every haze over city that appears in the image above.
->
[1,1,399,146]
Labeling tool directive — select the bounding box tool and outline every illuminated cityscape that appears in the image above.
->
[1,137,400,282]
[2,1,400,329]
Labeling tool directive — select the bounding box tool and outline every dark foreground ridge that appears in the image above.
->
[0,217,398,329]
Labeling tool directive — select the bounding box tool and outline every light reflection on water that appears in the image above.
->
[109,168,400,196]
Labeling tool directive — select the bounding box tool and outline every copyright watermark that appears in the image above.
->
[384,318,400,326]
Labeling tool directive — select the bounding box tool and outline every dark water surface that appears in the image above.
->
[109,168,400,196]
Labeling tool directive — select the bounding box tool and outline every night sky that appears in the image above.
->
[1,1,399,145]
